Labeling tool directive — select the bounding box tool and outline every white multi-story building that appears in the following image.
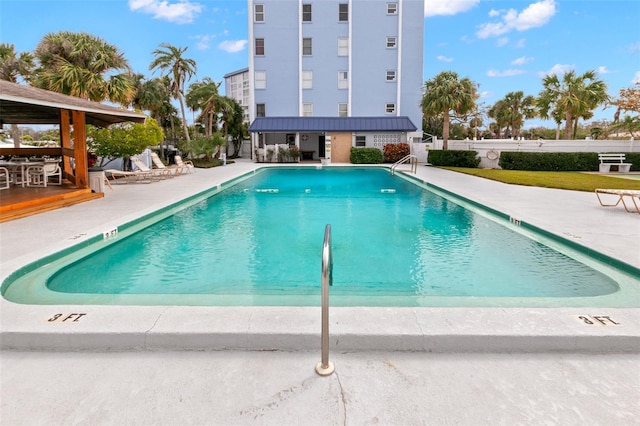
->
[223,67,250,124]
[247,0,424,162]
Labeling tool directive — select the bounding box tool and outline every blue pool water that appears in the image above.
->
[38,167,621,305]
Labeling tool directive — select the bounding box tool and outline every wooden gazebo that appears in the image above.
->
[0,80,147,220]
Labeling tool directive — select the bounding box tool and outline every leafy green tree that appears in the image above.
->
[149,43,196,143]
[421,71,478,149]
[87,118,163,168]
[32,31,134,104]
[536,70,609,139]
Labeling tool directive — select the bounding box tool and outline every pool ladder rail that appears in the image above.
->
[316,224,335,377]
[390,154,418,175]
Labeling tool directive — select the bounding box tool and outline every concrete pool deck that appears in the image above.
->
[1,159,639,424]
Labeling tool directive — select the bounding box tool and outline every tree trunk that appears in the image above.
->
[564,113,573,140]
[442,110,450,150]
[178,97,190,142]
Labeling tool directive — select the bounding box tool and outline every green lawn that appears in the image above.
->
[442,168,640,192]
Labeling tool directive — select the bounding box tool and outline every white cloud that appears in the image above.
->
[129,0,203,24]
[539,63,575,77]
[478,90,492,99]
[476,0,556,38]
[194,34,214,50]
[496,37,509,47]
[629,42,640,53]
[512,56,534,65]
[218,40,248,53]
[632,71,640,84]
[425,0,479,17]
[514,38,527,48]
[487,69,526,77]
[597,66,611,75]
[436,55,453,62]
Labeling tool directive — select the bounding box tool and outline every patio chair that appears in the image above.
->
[131,156,171,179]
[26,159,62,187]
[0,167,9,190]
[150,152,185,176]
[174,155,195,173]
[595,188,640,214]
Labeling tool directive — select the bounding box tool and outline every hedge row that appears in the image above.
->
[424,150,640,171]
[499,152,640,172]
[350,147,383,164]
[427,150,481,168]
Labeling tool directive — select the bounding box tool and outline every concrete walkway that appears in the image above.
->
[1,159,639,425]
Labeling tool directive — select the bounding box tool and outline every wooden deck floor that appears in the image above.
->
[0,184,103,222]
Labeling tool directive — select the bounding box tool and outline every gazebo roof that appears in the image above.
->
[0,80,146,127]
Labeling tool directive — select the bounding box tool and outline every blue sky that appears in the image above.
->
[1,0,639,128]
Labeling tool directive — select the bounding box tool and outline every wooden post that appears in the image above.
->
[59,109,74,182]
[72,110,88,188]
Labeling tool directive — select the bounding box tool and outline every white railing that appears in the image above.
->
[315,224,335,377]
[390,154,417,175]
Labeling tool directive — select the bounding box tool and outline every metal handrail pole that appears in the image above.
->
[316,224,335,376]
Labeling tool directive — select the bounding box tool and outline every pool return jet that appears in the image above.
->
[316,224,335,376]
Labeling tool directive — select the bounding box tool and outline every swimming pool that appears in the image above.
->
[2,167,639,307]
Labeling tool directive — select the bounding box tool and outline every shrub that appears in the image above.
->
[428,150,480,168]
[383,143,410,163]
[622,152,640,171]
[350,147,383,164]
[499,152,598,171]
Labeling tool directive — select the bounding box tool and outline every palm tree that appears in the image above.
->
[421,71,478,150]
[185,77,221,138]
[0,43,35,144]
[129,73,176,159]
[0,43,34,83]
[488,99,510,138]
[536,70,608,140]
[149,43,196,143]
[489,91,536,138]
[32,31,134,104]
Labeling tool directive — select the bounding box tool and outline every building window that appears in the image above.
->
[338,103,348,117]
[338,3,348,21]
[355,135,366,147]
[386,37,397,48]
[385,103,396,114]
[255,38,265,55]
[338,37,348,56]
[387,3,397,15]
[255,71,266,89]
[254,4,264,22]
[386,70,396,81]
[338,71,348,89]
[303,103,313,117]
[256,103,266,117]
[302,4,312,22]
[302,38,312,55]
[302,70,313,89]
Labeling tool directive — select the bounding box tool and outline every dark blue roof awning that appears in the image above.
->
[248,116,417,132]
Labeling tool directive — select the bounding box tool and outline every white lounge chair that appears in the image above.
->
[104,168,154,184]
[174,155,195,173]
[131,156,170,179]
[150,152,185,176]
[595,188,640,214]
